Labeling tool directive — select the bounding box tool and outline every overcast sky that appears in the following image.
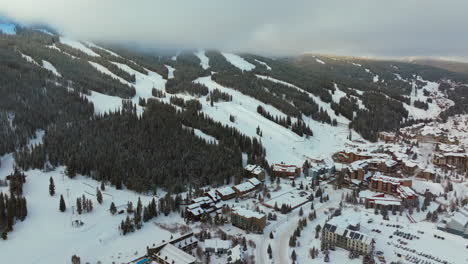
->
[2,0,468,59]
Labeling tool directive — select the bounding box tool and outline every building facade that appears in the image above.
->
[231,207,266,233]
[322,223,374,255]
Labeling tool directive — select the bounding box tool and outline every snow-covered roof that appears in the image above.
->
[227,245,242,263]
[272,164,298,173]
[251,167,264,175]
[204,239,231,250]
[156,243,196,264]
[217,186,235,196]
[233,182,255,192]
[371,173,411,185]
[232,207,265,220]
[206,190,221,201]
[244,164,257,171]
[397,185,416,199]
[247,177,261,186]
[323,223,372,245]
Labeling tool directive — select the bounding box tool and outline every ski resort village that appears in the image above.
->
[1,20,468,264]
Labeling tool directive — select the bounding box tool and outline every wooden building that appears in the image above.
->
[272,163,301,178]
[244,164,266,181]
[322,224,374,255]
[369,173,415,200]
[146,233,198,264]
[231,207,266,233]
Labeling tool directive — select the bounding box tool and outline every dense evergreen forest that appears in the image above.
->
[1,26,468,202]
[0,37,94,156]
[15,100,267,193]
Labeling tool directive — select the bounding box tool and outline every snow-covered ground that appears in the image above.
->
[221,52,255,71]
[256,74,350,124]
[42,60,61,77]
[84,41,121,57]
[165,65,175,79]
[20,52,39,66]
[194,50,210,70]
[0,165,184,264]
[89,61,132,86]
[59,37,101,57]
[195,75,361,165]
[254,59,272,70]
[403,77,454,120]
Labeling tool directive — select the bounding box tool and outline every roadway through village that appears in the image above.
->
[256,185,344,264]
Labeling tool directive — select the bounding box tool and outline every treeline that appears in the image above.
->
[331,96,359,121]
[16,100,266,193]
[208,89,233,103]
[0,169,28,239]
[413,100,429,110]
[166,80,209,96]
[257,106,313,137]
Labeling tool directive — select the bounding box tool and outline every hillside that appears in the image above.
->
[0,19,468,264]
[410,58,468,75]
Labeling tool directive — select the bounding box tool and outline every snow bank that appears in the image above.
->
[221,52,255,71]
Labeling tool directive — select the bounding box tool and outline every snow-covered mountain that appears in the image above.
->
[1,24,468,264]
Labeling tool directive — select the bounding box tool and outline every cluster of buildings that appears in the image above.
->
[432,142,468,172]
[271,163,301,179]
[186,177,262,220]
[321,223,374,255]
[132,233,199,264]
[334,140,418,210]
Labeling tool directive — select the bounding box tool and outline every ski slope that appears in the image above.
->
[221,52,255,71]
[254,59,272,70]
[194,50,210,70]
[60,37,101,57]
[195,76,361,165]
[42,60,61,77]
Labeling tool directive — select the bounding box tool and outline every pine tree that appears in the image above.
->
[100,182,105,191]
[76,198,82,215]
[96,188,103,204]
[49,177,55,196]
[59,195,66,212]
[291,250,297,261]
[267,244,272,259]
[110,202,117,215]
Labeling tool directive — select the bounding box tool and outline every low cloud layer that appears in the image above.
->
[2,0,468,59]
